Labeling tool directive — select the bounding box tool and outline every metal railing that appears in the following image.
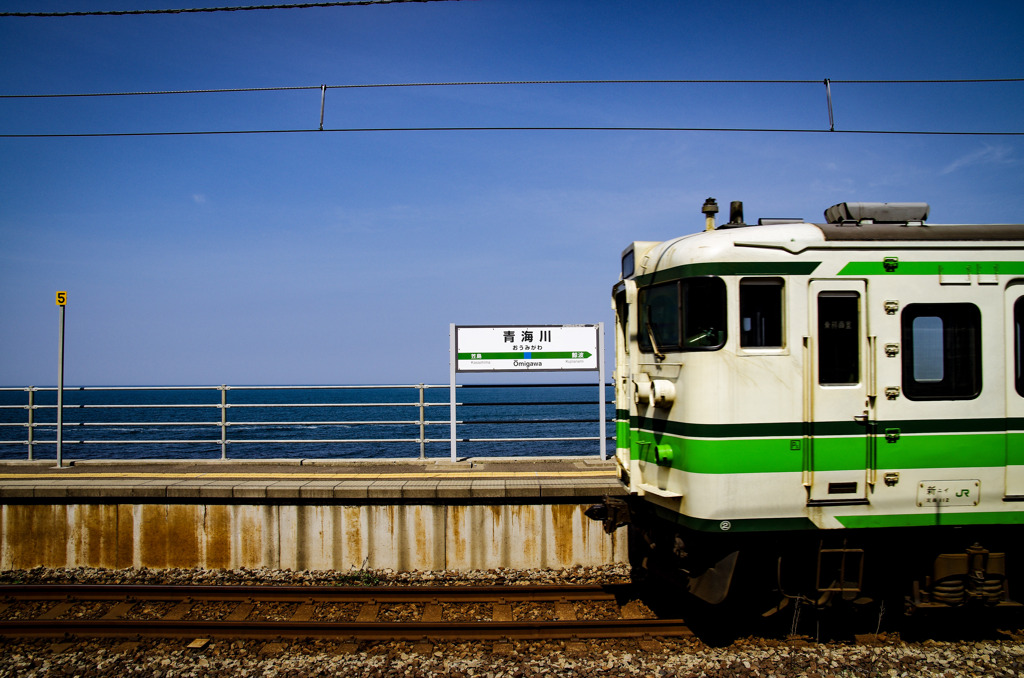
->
[0,384,612,461]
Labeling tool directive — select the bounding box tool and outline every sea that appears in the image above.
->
[0,384,614,461]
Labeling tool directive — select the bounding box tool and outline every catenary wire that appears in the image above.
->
[2,78,1022,98]
[1,79,1020,137]
[0,1,461,18]
[2,126,1022,138]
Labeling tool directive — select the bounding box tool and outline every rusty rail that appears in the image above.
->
[0,583,690,641]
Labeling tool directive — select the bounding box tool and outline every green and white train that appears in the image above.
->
[603,199,1024,612]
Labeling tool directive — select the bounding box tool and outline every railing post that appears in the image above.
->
[417,384,426,459]
[598,321,607,461]
[220,384,228,460]
[450,324,458,462]
[26,387,34,461]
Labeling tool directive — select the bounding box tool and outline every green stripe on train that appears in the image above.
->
[616,420,630,448]
[650,504,817,533]
[653,506,1023,533]
[632,415,1021,439]
[837,512,1024,529]
[837,260,1024,276]
[630,428,1008,474]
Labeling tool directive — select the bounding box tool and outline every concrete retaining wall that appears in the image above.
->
[0,502,627,572]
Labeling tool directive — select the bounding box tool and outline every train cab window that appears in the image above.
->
[817,292,860,385]
[740,278,784,348]
[639,282,680,352]
[1017,297,1024,397]
[638,277,726,353]
[622,250,635,279]
[901,303,981,400]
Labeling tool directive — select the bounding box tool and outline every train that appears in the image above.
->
[588,199,1024,617]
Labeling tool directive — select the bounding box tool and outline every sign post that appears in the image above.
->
[55,291,67,468]
[449,324,605,462]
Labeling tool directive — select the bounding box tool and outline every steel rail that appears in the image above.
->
[0,618,690,641]
[0,583,689,641]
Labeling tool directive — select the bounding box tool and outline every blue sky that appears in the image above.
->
[1,0,1022,386]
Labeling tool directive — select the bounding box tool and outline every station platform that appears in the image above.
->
[0,456,627,503]
[0,457,629,573]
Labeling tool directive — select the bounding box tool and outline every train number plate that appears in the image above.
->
[916,480,980,507]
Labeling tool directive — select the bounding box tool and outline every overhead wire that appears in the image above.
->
[0,1,462,18]
[1,78,1021,137]
[3,127,1021,138]
[2,78,1022,99]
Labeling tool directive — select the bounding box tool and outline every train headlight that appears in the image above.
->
[634,380,652,405]
[651,379,676,409]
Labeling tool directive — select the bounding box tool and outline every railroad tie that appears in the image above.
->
[422,600,443,623]
[162,600,193,621]
[290,601,315,622]
[491,601,512,622]
[37,601,74,620]
[554,598,577,621]
[100,600,136,620]
[225,601,254,622]
[355,601,380,622]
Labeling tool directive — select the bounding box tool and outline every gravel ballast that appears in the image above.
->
[1,565,1022,677]
[2,635,1022,678]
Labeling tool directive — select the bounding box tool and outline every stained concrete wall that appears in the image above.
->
[0,503,626,572]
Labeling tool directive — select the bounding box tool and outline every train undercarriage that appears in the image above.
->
[587,497,1022,622]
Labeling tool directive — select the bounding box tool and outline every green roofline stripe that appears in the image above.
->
[633,261,820,287]
[837,260,1024,276]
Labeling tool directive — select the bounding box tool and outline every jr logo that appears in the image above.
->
[956,488,970,498]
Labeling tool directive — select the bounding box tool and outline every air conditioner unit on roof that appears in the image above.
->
[825,202,930,224]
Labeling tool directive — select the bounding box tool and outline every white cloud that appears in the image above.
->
[192,194,207,204]
[941,144,1013,175]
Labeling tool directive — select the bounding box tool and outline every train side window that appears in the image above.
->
[638,282,680,352]
[818,292,860,385]
[740,278,784,348]
[1015,297,1023,397]
[901,303,981,400]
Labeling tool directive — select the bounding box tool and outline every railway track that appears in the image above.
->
[0,583,690,642]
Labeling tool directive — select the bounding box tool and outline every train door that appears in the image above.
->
[806,280,871,503]
[1007,284,1024,499]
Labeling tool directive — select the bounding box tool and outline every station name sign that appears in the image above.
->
[455,325,599,372]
